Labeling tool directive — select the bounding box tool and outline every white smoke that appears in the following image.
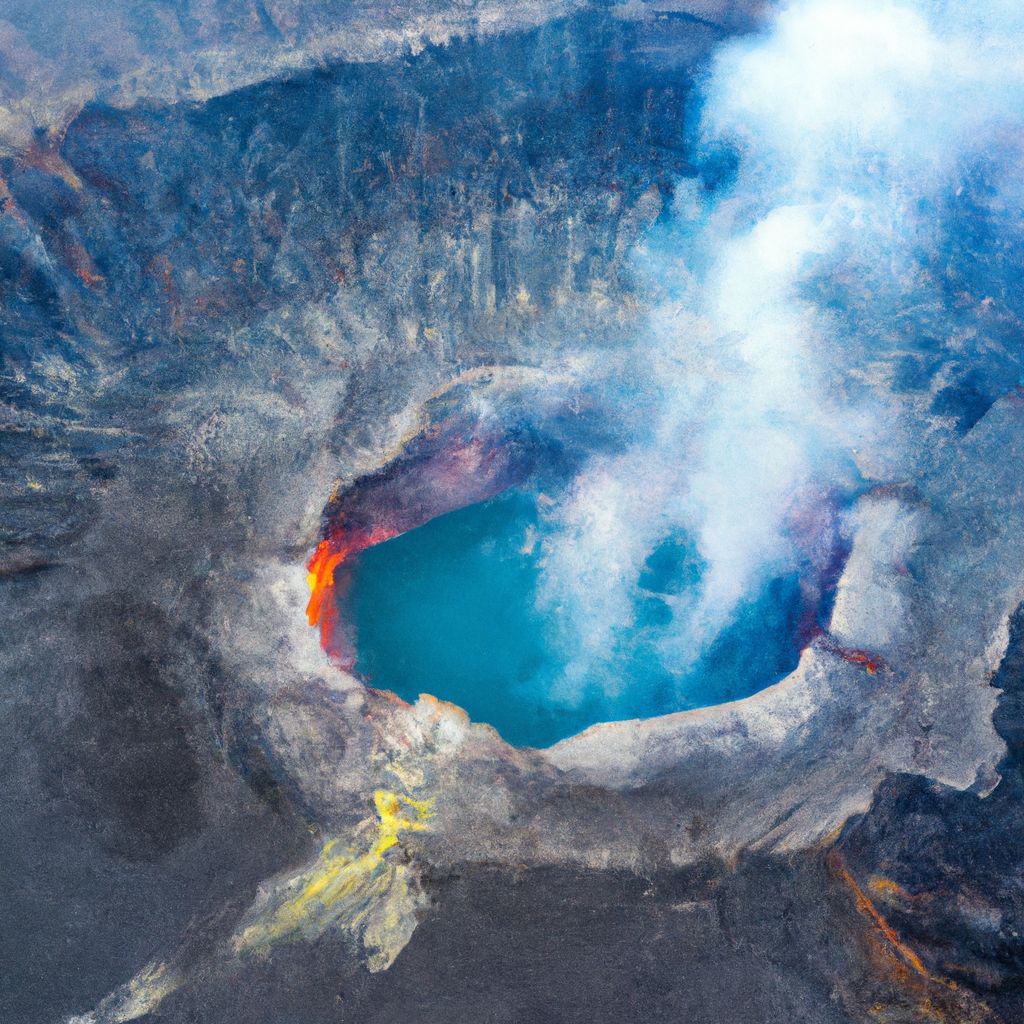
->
[538,0,1024,705]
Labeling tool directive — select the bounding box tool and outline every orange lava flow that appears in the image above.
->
[306,540,348,628]
[829,852,932,981]
[843,650,881,675]
[819,638,886,676]
[305,525,401,663]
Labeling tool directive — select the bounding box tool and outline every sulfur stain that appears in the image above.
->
[66,961,182,1024]
[233,790,434,970]
[72,792,434,1023]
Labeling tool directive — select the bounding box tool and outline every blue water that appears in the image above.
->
[349,490,806,748]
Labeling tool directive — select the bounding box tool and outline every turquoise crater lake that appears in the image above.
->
[347,490,807,749]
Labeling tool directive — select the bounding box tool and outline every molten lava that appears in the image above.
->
[306,526,401,665]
